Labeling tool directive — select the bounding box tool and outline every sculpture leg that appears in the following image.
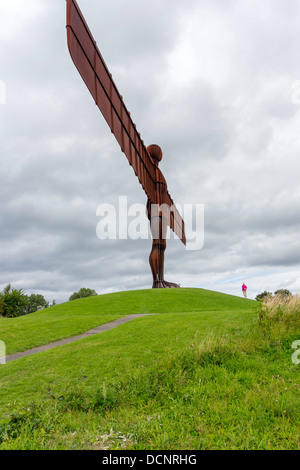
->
[149,215,180,288]
[149,240,165,288]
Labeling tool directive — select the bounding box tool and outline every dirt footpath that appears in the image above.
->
[5,314,152,363]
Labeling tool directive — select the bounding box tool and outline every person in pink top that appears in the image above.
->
[242,283,247,298]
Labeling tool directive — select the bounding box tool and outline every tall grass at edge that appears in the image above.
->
[258,294,300,331]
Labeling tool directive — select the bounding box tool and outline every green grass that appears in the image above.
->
[0,288,299,450]
[0,288,253,355]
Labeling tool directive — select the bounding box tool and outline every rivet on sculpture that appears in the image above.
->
[66,0,186,288]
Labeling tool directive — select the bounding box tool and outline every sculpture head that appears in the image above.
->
[147,144,163,166]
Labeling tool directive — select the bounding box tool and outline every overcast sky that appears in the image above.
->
[1,0,300,303]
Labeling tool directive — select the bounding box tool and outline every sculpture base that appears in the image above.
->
[152,280,180,288]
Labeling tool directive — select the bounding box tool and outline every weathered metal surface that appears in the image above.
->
[66,0,186,287]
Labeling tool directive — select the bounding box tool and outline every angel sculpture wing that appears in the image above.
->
[66,0,186,244]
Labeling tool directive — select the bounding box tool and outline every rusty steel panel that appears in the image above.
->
[66,0,155,191]
[66,0,185,247]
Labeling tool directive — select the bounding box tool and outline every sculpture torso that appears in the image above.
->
[146,165,167,219]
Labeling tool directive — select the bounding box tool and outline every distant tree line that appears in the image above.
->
[69,287,97,301]
[0,284,54,318]
[255,289,292,302]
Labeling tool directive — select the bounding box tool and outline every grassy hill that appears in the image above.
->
[0,288,299,450]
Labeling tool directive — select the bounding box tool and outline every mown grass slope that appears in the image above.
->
[0,288,253,355]
[0,288,299,450]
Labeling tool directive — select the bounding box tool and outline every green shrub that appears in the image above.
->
[0,284,28,318]
[0,284,49,317]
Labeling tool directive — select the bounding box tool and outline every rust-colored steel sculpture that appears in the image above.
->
[66,0,186,288]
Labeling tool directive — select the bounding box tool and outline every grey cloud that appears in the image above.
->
[1,0,300,302]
